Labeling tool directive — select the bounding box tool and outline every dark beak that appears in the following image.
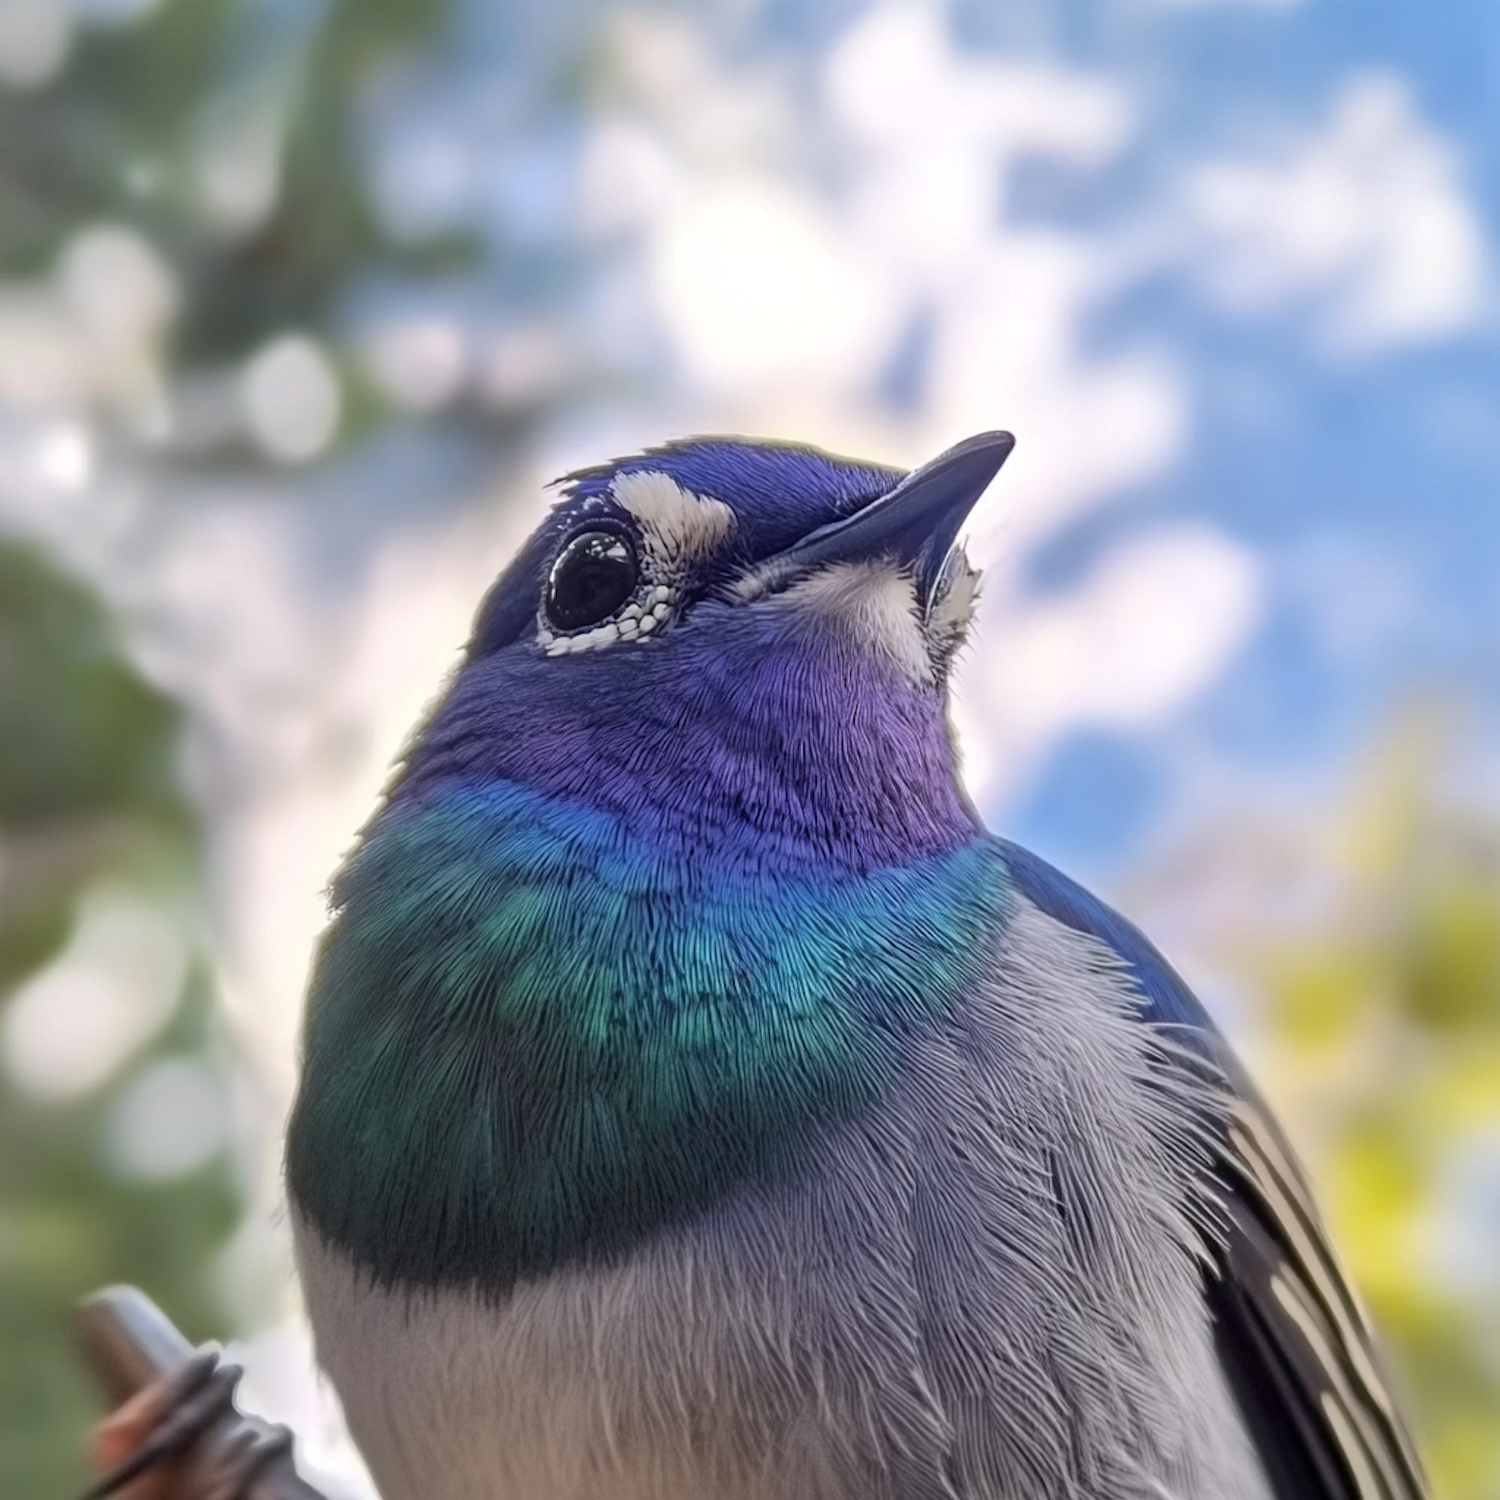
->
[769,431,1015,614]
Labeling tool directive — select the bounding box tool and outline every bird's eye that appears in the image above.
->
[545,531,640,632]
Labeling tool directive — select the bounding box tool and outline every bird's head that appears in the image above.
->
[392,432,1014,871]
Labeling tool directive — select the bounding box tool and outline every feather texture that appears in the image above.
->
[294,892,1269,1500]
[998,840,1428,1500]
[288,434,1428,1500]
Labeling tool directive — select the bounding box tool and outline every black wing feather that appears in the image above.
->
[1208,1088,1427,1500]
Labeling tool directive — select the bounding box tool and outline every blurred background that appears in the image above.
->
[0,0,1496,1496]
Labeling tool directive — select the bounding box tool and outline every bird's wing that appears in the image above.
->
[994,839,1429,1500]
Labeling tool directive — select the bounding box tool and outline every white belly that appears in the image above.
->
[293,1213,867,1500]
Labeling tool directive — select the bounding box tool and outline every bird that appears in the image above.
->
[281,431,1429,1500]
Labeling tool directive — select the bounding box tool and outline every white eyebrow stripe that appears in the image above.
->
[611,470,734,562]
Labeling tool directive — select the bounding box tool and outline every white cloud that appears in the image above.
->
[925,237,1187,553]
[1182,74,1490,352]
[827,3,1133,282]
[823,7,1182,544]
[649,178,897,392]
[636,3,1187,535]
[955,525,1265,808]
[591,4,1277,804]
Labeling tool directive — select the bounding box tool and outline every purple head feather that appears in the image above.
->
[389,435,1012,873]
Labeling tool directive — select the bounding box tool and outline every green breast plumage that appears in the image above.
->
[285,779,1008,1295]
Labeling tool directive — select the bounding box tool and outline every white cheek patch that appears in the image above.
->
[775,560,933,684]
[611,469,734,564]
[927,553,981,661]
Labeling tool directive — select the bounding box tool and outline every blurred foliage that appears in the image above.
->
[1133,723,1500,1500]
[0,543,241,1497]
[0,0,462,360]
[0,1,469,1492]
[1263,742,1500,1500]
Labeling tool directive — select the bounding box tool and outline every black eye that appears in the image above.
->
[545,530,639,632]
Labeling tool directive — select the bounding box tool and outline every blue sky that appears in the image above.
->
[976,0,1500,867]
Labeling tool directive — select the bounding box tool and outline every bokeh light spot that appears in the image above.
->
[2,887,186,1101]
[241,336,342,464]
[105,1058,229,1181]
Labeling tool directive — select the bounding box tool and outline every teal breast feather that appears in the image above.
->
[286,779,1009,1296]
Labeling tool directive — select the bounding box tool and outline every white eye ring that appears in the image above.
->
[539,590,675,656]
